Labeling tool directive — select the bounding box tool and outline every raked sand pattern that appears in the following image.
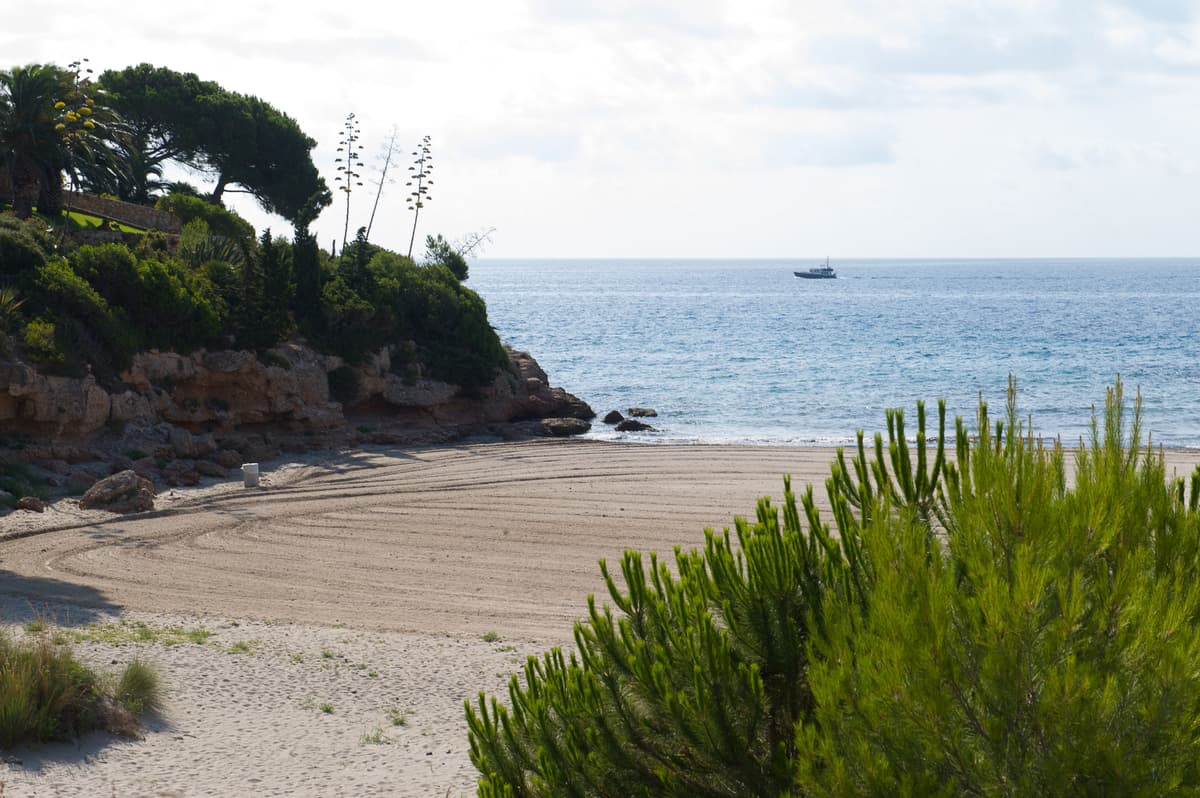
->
[2,439,1198,796]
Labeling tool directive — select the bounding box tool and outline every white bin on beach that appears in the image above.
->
[242,462,260,488]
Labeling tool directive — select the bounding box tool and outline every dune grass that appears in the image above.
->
[0,627,161,748]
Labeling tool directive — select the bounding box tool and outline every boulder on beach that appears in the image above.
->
[16,496,46,513]
[602,410,624,424]
[627,407,658,417]
[541,417,592,437]
[79,469,156,514]
[616,419,656,432]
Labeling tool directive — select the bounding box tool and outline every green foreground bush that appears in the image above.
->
[0,628,161,748]
[467,381,1200,797]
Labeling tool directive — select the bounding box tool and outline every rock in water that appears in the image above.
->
[602,410,624,424]
[616,419,656,432]
[627,407,658,417]
[79,470,156,514]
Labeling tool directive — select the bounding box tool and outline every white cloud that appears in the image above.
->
[3,0,1198,255]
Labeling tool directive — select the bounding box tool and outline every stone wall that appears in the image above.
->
[65,192,181,233]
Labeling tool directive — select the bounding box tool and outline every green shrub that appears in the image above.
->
[0,213,54,279]
[155,193,255,245]
[178,218,245,268]
[20,318,66,369]
[135,258,222,351]
[67,244,141,308]
[320,276,376,363]
[424,233,468,281]
[65,244,223,354]
[234,231,293,350]
[467,380,1200,796]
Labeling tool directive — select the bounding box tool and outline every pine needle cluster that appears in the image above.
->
[467,379,1200,796]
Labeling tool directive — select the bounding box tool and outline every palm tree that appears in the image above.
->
[0,62,127,218]
[0,63,66,218]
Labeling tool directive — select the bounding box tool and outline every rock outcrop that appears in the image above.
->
[616,419,656,432]
[0,342,594,501]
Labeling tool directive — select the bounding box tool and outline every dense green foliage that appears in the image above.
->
[0,213,53,276]
[0,208,505,389]
[467,382,1200,796]
[318,230,506,386]
[157,192,255,244]
[2,60,502,394]
[0,628,161,747]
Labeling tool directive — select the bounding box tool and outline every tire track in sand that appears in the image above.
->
[8,439,1193,642]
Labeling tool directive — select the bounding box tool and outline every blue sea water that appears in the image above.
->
[467,259,1200,447]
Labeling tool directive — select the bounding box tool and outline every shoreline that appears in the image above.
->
[2,438,1198,796]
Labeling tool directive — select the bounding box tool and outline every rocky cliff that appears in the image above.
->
[0,343,593,498]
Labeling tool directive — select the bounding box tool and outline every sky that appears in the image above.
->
[5,0,1199,258]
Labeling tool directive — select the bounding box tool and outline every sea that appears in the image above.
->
[466,259,1200,448]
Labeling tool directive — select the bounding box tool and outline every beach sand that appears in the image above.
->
[2,439,1198,796]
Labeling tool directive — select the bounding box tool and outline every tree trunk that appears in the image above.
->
[209,174,228,205]
[37,170,64,217]
[9,157,40,219]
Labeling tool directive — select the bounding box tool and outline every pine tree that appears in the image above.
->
[467,380,1200,796]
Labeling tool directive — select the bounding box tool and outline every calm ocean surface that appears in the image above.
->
[467,259,1200,447]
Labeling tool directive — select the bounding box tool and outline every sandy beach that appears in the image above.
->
[2,439,1198,796]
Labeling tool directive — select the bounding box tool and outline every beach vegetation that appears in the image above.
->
[225,640,257,655]
[467,380,1200,796]
[114,658,161,715]
[62,620,212,647]
[0,628,160,747]
[361,726,394,745]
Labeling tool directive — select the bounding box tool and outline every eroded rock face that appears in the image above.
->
[0,342,595,487]
[116,344,342,430]
[78,469,156,513]
[0,364,111,437]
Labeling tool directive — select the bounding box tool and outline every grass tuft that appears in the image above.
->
[115,660,161,715]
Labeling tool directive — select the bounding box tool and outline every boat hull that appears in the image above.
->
[794,272,836,279]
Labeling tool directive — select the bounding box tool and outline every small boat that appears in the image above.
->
[795,258,837,279]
